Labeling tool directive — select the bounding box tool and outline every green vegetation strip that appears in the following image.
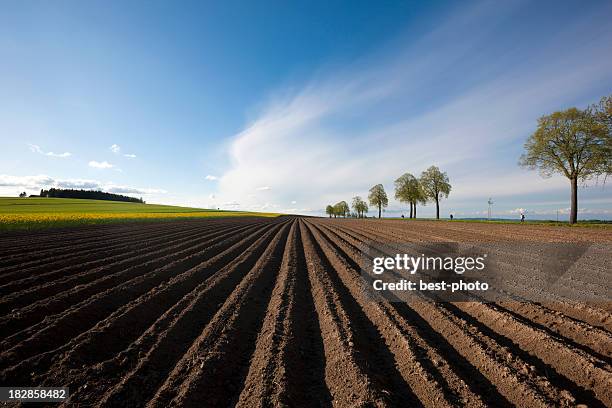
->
[383,217,611,228]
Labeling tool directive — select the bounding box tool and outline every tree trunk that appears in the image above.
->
[435,196,440,219]
[414,202,417,218]
[409,202,413,219]
[570,177,578,224]
[378,203,381,219]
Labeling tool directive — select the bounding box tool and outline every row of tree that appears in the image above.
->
[325,196,369,218]
[325,165,452,219]
[324,95,610,224]
[325,201,350,218]
[394,165,451,219]
[37,188,145,203]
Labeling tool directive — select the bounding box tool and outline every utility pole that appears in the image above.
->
[487,197,494,220]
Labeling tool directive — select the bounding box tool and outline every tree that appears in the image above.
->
[325,205,334,218]
[19,191,26,198]
[368,184,388,218]
[351,196,368,218]
[334,201,350,218]
[358,198,368,218]
[394,173,426,218]
[420,166,451,219]
[39,188,144,203]
[519,101,611,224]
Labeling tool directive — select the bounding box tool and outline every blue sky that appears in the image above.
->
[1,0,611,219]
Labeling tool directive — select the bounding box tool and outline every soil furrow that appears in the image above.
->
[0,220,224,287]
[236,221,332,408]
[317,220,578,407]
[0,216,609,408]
[335,221,612,340]
[0,221,254,306]
[0,221,271,340]
[331,220,611,406]
[0,220,282,372]
[311,220,511,406]
[45,221,290,407]
[303,221,423,407]
[0,220,219,269]
[138,221,293,408]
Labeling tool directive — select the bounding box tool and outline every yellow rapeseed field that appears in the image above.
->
[0,198,280,231]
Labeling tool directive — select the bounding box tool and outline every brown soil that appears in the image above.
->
[0,217,610,407]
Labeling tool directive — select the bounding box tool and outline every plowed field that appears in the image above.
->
[1,217,610,407]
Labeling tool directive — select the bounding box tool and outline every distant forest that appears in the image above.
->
[38,188,145,203]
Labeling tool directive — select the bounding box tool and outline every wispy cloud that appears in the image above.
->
[110,144,137,158]
[105,185,166,194]
[205,175,218,181]
[0,174,166,195]
[214,2,612,215]
[88,160,115,169]
[28,144,72,158]
[255,186,271,191]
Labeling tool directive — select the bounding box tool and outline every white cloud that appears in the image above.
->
[28,144,43,154]
[449,171,568,200]
[105,185,167,194]
[110,144,136,158]
[209,194,216,199]
[291,200,297,204]
[47,152,72,158]
[222,201,240,207]
[0,174,165,195]
[89,160,114,169]
[205,175,218,181]
[0,174,56,188]
[28,144,72,158]
[213,3,612,215]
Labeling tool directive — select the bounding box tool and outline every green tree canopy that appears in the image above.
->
[351,196,368,218]
[325,205,334,218]
[420,166,451,219]
[519,99,611,223]
[368,184,388,218]
[334,201,350,218]
[394,173,426,218]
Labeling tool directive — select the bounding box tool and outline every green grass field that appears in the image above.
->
[0,197,280,231]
